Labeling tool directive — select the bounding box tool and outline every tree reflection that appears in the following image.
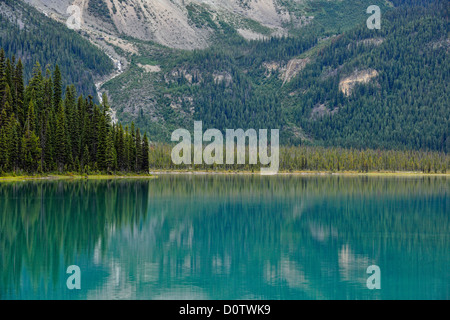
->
[0,176,448,299]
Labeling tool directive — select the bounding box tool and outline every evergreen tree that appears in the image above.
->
[0,48,6,107]
[0,50,152,174]
[53,65,62,111]
[14,59,25,128]
[81,144,90,173]
[6,115,19,171]
[22,102,41,172]
[55,101,68,171]
[142,133,150,172]
[135,128,142,172]
[105,130,116,173]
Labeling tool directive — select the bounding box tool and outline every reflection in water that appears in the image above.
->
[0,176,448,300]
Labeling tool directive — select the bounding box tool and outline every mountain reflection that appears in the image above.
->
[0,176,448,299]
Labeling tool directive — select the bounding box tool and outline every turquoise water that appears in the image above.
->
[0,175,448,300]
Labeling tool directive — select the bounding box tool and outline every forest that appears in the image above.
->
[0,47,448,176]
[0,48,150,175]
[0,0,113,101]
[123,0,448,152]
[148,144,448,174]
[288,3,449,151]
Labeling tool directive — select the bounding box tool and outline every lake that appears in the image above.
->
[0,175,448,300]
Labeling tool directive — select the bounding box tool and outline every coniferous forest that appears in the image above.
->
[113,1,448,151]
[0,47,448,175]
[0,48,150,175]
[0,0,113,100]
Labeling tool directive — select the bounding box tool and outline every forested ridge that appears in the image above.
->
[0,0,448,175]
[289,2,449,151]
[1,49,447,175]
[120,0,448,153]
[2,0,446,154]
[0,48,150,175]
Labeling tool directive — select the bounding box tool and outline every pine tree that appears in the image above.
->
[65,85,79,159]
[105,130,116,173]
[43,115,54,171]
[5,58,13,93]
[117,124,125,171]
[0,49,157,174]
[26,100,37,134]
[96,113,107,171]
[14,59,25,128]
[22,102,41,173]
[81,144,90,173]
[0,48,6,108]
[130,122,137,171]
[142,133,150,172]
[53,65,62,111]
[7,115,19,172]
[0,109,8,170]
[55,101,68,171]
[135,128,142,172]
[26,62,43,135]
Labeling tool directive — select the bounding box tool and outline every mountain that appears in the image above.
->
[23,0,316,49]
[23,0,392,49]
[14,0,450,152]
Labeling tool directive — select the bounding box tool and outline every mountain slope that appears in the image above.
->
[24,0,390,50]
[284,2,449,151]
[18,0,450,152]
[23,0,307,49]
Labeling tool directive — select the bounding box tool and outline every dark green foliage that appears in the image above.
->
[0,51,149,174]
[0,0,113,101]
[125,0,447,153]
[148,144,449,174]
[287,2,449,152]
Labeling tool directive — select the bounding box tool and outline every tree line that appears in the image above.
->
[0,48,149,175]
[149,144,448,174]
[0,0,113,101]
[1,47,447,176]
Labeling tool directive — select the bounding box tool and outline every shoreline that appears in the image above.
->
[1,171,448,182]
[150,170,449,177]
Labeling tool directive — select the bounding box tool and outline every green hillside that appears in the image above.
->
[102,0,448,152]
[286,2,449,151]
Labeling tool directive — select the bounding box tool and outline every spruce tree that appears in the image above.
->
[26,100,37,133]
[96,112,107,171]
[0,109,7,169]
[105,130,116,173]
[0,49,156,174]
[130,122,137,171]
[135,128,142,172]
[7,115,19,172]
[5,58,13,93]
[81,144,90,173]
[117,124,125,171]
[0,48,6,108]
[53,65,62,111]
[55,101,67,172]
[142,133,150,172]
[14,59,25,128]
[22,102,41,172]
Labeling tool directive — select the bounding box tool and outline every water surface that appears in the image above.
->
[0,175,448,300]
